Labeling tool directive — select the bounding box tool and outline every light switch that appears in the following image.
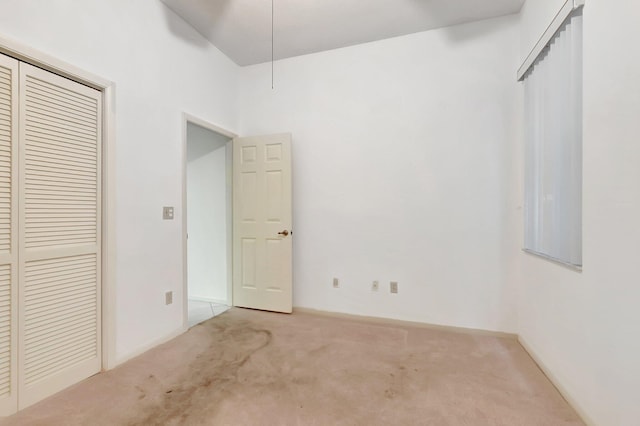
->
[163,206,174,220]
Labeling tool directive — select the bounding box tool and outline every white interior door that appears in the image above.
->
[18,63,102,409]
[233,133,292,313]
[0,52,19,417]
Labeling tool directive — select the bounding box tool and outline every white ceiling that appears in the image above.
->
[161,0,525,66]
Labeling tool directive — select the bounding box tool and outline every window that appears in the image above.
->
[522,10,583,267]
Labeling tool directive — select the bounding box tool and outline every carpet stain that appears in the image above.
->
[0,308,585,426]
[127,319,272,426]
[134,386,146,400]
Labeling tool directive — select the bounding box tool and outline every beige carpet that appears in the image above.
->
[0,308,583,425]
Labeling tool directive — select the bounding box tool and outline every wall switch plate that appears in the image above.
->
[165,291,173,305]
[163,206,174,220]
[372,281,379,291]
[333,278,339,288]
[390,281,398,294]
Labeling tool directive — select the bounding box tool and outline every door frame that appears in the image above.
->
[181,113,237,330]
[0,34,117,370]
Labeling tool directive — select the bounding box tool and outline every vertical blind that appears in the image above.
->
[523,11,583,267]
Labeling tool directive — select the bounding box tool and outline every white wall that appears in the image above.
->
[517,1,640,424]
[5,3,637,422]
[0,0,239,363]
[187,123,229,303]
[238,15,521,333]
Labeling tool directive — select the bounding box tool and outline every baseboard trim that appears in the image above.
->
[110,325,187,369]
[292,307,517,339]
[518,336,596,426]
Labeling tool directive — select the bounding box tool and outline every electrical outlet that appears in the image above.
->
[333,278,339,288]
[390,281,398,294]
[372,281,379,291]
[165,291,173,305]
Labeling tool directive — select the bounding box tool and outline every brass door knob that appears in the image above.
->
[278,230,289,237]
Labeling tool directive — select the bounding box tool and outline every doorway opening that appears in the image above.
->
[184,117,234,327]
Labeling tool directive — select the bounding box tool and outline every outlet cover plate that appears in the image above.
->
[333,278,339,288]
[390,281,398,294]
[163,206,174,220]
[165,291,173,305]
[372,281,379,291]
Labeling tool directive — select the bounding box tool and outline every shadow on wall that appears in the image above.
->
[439,12,519,43]
[159,0,233,48]
[158,0,520,59]
[407,0,523,43]
[187,122,230,162]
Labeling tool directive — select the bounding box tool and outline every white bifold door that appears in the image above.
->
[233,134,292,313]
[0,51,19,417]
[0,53,102,416]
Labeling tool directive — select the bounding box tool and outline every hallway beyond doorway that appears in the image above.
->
[187,299,229,327]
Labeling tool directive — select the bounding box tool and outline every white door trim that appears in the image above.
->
[0,33,117,370]
[181,113,237,330]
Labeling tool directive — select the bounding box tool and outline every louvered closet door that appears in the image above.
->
[0,53,18,417]
[18,63,101,409]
